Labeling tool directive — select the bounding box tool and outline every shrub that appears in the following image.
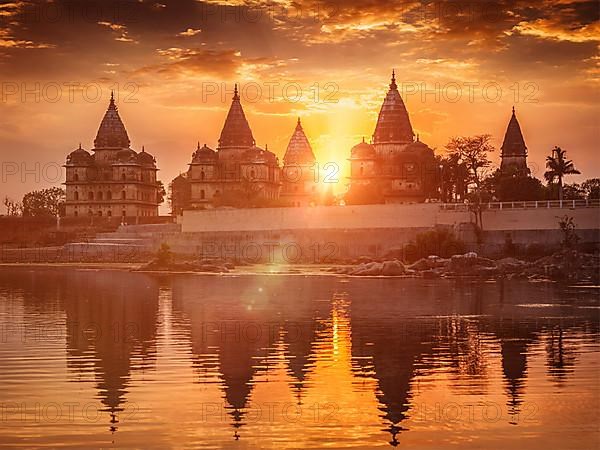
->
[156,243,173,266]
[405,228,465,263]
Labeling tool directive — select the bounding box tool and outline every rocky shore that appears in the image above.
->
[327,250,600,283]
[141,258,235,273]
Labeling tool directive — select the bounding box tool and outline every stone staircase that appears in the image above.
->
[63,223,181,261]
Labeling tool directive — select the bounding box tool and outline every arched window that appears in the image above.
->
[106,191,112,200]
[121,173,126,181]
[200,171,205,180]
[360,166,364,176]
[88,192,94,200]
[122,210,126,217]
[250,169,256,179]
[74,191,79,201]
[200,189,205,199]
[121,191,126,200]
[107,210,112,217]
[98,210,102,217]
[88,209,93,216]
[74,173,79,182]
[97,191,103,200]
[74,210,78,217]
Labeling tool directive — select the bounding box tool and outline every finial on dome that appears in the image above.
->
[390,69,397,90]
[142,145,145,152]
[197,141,200,150]
[108,90,116,110]
[233,83,239,100]
[512,105,515,115]
[362,136,365,143]
[265,143,268,151]
[78,142,82,149]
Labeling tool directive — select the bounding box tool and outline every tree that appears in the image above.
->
[562,183,585,200]
[22,187,65,217]
[156,180,166,204]
[445,135,495,228]
[484,169,546,201]
[544,147,580,201]
[445,135,494,194]
[581,178,600,200]
[437,153,468,202]
[3,196,23,216]
[558,215,579,249]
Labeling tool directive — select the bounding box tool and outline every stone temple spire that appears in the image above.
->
[283,117,316,165]
[94,92,130,149]
[372,70,414,144]
[501,107,527,157]
[500,107,529,174]
[218,83,255,149]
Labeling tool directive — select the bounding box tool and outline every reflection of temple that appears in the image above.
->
[352,316,436,446]
[4,269,600,447]
[171,276,333,437]
[171,277,279,437]
[495,320,537,421]
[62,271,159,431]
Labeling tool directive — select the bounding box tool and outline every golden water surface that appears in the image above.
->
[0,268,598,449]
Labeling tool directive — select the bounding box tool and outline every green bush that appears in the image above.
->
[405,228,465,262]
[156,243,173,266]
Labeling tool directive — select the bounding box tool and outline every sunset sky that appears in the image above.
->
[1,0,598,212]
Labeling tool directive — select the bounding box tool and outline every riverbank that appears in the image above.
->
[1,248,598,284]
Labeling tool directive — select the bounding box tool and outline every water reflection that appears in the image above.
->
[0,269,598,448]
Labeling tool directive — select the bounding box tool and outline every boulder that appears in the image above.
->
[381,260,406,276]
[408,258,430,271]
[427,255,449,268]
[351,261,383,276]
[496,257,527,274]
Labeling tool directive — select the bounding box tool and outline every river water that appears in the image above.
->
[0,268,598,449]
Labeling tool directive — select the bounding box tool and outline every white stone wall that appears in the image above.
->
[181,203,599,233]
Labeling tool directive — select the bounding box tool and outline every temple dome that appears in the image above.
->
[372,70,414,144]
[94,92,131,149]
[405,139,430,153]
[351,140,376,159]
[116,148,137,163]
[137,147,156,166]
[283,118,316,165]
[501,107,527,157]
[192,143,217,163]
[66,144,92,165]
[218,85,255,149]
[242,145,277,164]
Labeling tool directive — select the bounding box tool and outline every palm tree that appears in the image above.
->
[544,147,580,201]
